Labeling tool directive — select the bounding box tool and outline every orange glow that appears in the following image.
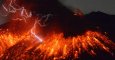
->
[0,0,114,60]
[36,31,115,59]
[0,29,115,60]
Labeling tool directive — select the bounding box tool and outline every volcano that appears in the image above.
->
[0,0,115,60]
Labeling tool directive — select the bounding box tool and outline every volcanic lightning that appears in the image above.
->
[1,0,43,42]
[0,0,114,60]
[31,20,43,42]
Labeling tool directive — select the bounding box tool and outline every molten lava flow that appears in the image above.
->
[0,29,115,60]
[36,31,115,59]
[0,0,114,60]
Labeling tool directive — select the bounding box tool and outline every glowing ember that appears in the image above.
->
[36,31,115,59]
[0,30,114,60]
[0,0,114,60]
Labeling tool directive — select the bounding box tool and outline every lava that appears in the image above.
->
[36,31,115,59]
[0,0,115,60]
[0,29,115,60]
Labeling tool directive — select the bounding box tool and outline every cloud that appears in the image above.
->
[59,0,115,14]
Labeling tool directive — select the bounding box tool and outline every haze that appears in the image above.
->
[59,0,115,14]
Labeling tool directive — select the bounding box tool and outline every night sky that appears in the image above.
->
[59,0,115,14]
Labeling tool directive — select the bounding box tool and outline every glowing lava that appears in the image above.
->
[0,0,114,60]
[36,31,115,59]
[0,29,115,60]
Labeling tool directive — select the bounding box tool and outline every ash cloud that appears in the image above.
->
[59,0,115,15]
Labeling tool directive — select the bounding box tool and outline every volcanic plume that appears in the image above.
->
[0,0,115,60]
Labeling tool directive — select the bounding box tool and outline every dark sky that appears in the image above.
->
[59,0,115,14]
[0,0,115,25]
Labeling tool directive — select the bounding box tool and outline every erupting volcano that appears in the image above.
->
[0,0,115,60]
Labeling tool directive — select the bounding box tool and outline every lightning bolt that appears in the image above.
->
[1,0,43,42]
[30,20,43,42]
